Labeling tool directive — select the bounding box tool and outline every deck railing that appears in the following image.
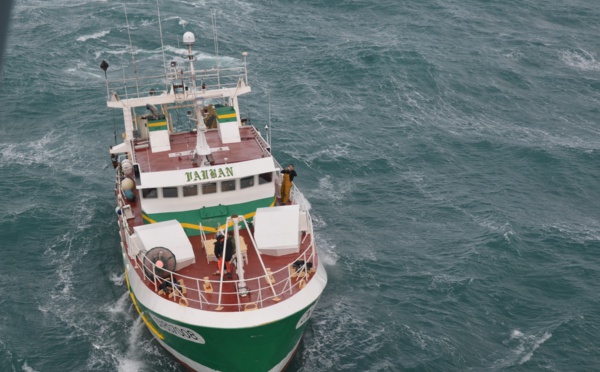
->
[105,64,247,103]
[133,236,316,311]
[115,171,318,311]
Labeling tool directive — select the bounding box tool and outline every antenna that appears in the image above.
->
[121,56,129,99]
[100,60,109,101]
[123,4,140,97]
[211,9,221,89]
[100,60,118,144]
[266,93,272,149]
[113,110,117,144]
[183,31,197,92]
[242,51,249,85]
[156,0,168,91]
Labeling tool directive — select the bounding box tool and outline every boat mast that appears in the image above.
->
[183,31,197,92]
[266,93,272,149]
[156,0,169,92]
[232,215,249,296]
[123,5,140,98]
[211,9,221,90]
[183,33,211,164]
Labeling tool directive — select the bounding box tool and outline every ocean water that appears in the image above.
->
[1,0,600,371]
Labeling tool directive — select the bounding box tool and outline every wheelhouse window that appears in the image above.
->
[183,185,198,197]
[163,187,178,198]
[142,188,158,199]
[221,180,236,192]
[202,182,217,194]
[259,172,273,184]
[240,176,254,189]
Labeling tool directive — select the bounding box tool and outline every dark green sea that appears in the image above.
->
[1,0,600,371]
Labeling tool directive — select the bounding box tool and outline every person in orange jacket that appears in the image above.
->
[280,164,297,205]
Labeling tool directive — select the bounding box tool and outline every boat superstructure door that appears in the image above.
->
[148,117,171,153]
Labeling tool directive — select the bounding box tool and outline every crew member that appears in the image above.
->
[213,234,235,277]
[280,164,297,205]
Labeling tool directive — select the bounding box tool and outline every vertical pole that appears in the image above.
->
[233,215,248,296]
[156,1,169,92]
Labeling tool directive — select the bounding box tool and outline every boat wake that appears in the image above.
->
[293,295,390,371]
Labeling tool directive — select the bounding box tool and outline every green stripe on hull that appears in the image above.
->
[215,106,237,123]
[124,272,316,371]
[149,125,168,132]
[124,269,317,371]
[142,196,276,236]
[148,119,168,132]
[146,305,314,371]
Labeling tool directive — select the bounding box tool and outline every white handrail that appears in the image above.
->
[119,176,319,311]
[131,235,316,310]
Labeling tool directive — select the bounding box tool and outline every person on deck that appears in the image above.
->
[158,278,181,295]
[213,234,234,277]
[280,164,297,205]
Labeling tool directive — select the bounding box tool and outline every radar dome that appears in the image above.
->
[183,32,195,45]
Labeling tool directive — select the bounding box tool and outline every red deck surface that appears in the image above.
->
[134,126,268,173]
[117,125,318,312]
[120,218,317,312]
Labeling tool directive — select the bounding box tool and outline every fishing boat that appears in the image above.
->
[100,15,327,371]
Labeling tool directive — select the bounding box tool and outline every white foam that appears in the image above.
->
[77,30,110,42]
[162,45,239,65]
[519,332,551,364]
[43,232,77,299]
[115,317,147,372]
[0,131,61,168]
[315,232,338,266]
[117,358,145,372]
[21,362,39,372]
[543,220,600,243]
[297,297,389,370]
[107,291,132,317]
[313,175,349,203]
[559,49,600,71]
[504,329,552,365]
[110,272,125,287]
[511,329,524,338]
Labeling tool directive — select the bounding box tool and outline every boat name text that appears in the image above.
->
[185,167,234,182]
[150,314,205,344]
[296,303,317,329]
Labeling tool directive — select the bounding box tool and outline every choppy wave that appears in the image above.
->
[559,49,600,71]
[77,30,111,42]
[2,0,600,371]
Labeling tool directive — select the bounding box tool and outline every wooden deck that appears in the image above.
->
[116,124,317,312]
[118,187,318,313]
[134,126,269,173]
[121,218,317,312]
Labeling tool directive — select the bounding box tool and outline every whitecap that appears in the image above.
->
[500,329,552,366]
[77,30,111,42]
[21,362,40,372]
[511,329,524,338]
[519,332,552,364]
[110,272,125,287]
[559,49,600,71]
